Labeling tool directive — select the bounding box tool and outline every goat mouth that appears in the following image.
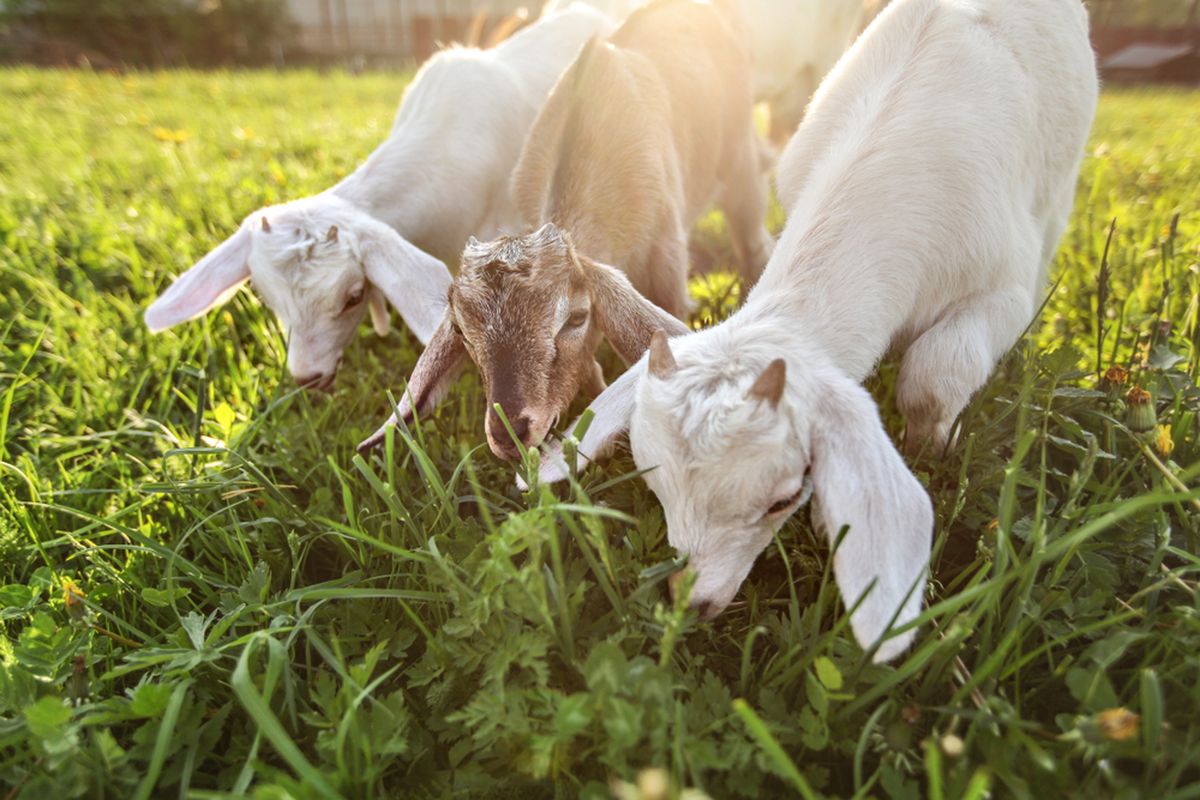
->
[488,431,549,462]
[300,374,336,392]
[490,439,536,462]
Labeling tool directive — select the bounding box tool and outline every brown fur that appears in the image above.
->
[512,0,773,313]
[449,225,688,459]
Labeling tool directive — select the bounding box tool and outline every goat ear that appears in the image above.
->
[367,286,391,337]
[584,256,689,364]
[356,313,467,453]
[810,375,933,663]
[535,360,643,484]
[144,226,251,332]
[358,220,452,345]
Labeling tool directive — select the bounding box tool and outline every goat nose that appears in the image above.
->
[295,371,324,386]
[694,600,719,620]
[490,407,532,442]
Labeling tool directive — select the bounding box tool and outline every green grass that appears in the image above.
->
[1,68,1198,799]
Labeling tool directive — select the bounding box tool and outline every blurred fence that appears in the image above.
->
[0,0,538,68]
[287,0,534,64]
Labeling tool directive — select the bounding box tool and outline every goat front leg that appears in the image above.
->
[719,126,775,287]
[897,286,1035,454]
[644,221,693,321]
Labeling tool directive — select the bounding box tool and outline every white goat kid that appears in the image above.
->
[143,4,613,388]
[537,0,1099,662]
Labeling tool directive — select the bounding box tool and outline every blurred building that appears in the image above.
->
[285,0,534,63]
[1089,0,1200,82]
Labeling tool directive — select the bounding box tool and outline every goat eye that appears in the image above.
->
[342,289,364,313]
[765,487,806,518]
[562,310,588,331]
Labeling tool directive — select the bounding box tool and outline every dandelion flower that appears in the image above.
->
[1096,708,1139,742]
[1154,424,1174,457]
[153,127,191,144]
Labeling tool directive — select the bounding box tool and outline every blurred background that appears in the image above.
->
[0,0,1196,82]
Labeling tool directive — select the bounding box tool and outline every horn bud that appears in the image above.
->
[747,359,787,409]
[326,225,338,243]
[261,216,271,233]
[648,329,677,380]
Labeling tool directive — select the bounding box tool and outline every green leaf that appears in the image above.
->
[180,611,209,650]
[553,693,592,740]
[0,583,36,608]
[141,586,190,608]
[814,657,844,691]
[1148,345,1184,371]
[732,699,818,800]
[237,561,271,605]
[128,682,174,718]
[232,634,338,798]
[584,642,627,694]
[132,681,190,800]
[23,695,72,739]
[212,401,236,435]
[806,671,829,718]
[1140,669,1163,751]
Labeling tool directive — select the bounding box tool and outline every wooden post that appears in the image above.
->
[320,0,333,54]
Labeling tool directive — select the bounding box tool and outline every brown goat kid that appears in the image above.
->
[359,0,772,460]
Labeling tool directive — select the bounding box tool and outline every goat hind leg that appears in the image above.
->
[645,225,693,321]
[719,126,775,287]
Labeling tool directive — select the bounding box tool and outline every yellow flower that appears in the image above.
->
[1102,365,1128,387]
[152,127,191,144]
[63,579,88,621]
[1096,708,1139,742]
[62,579,86,607]
[1154,425,1174,457]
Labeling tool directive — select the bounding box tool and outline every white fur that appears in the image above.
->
[543,0,877,141]
[144,5,614,384]
[542,0,645,20]
[538,0,1099,662]
[740,0,879,140]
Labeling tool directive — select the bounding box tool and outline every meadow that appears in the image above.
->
[0,68,1198,799]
